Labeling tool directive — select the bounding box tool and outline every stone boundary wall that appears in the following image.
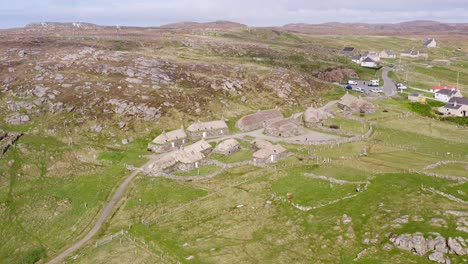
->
[424,160,468,170]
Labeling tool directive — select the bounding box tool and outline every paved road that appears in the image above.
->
[382,67,397,96]
[47,158,157,264]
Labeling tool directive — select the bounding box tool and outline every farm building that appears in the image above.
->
[340,46,357,56]
[424,38,437,48]
[434,89,463,102]
[264,118,302,137]
[187,120,229,139]
[213,139,240,155]
[303,107,333,127]
[408,93,426,103]
[338,93,377,113]
[252,140,288,165]
[379,50,396,59]
[236,109,283,132]
[147,127,187,153]
[438,97,468,117]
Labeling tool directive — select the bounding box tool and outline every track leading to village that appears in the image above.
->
[46,96,379,263]
[47,158,157,264]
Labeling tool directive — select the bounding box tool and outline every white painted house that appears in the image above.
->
[362,51,380,62]
[438,97,468,117]
[360,57,378,68]
[379,50,396,59]
[424,38,437,48]
[434,88,463,102]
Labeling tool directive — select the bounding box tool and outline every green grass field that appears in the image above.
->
[2,32,468,264]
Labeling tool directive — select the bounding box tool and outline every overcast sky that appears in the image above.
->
[1,0,467,29]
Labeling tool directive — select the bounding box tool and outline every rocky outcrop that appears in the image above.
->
[4,114,30,125]
[389,233,467,263]
[317,68,358,82]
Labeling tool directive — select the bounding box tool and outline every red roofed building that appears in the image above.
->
[431,85,459,93]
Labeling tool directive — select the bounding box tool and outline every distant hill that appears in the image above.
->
[280,20,468,35]
[25,22,101,30]
[160,20,248,30]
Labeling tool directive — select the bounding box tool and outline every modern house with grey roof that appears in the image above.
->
[187,120,229,140]
[434,89,463,102]
[360,57,378,68]
[438,97,468,117]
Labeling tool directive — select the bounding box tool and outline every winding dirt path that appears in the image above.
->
[47,159,156,264]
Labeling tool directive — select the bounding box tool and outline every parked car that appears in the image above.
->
[345,84,353,89]
[389,64,394,68]
[396,83,407,89]
[354,87,365,93]
[371,88,383,93]
[348,80,358,85]
[368,80,379,86]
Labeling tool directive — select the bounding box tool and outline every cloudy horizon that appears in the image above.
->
[1,0,468,29]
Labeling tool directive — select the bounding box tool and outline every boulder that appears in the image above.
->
[5,114,30,125]
[447,237,466,255]
[428,252,448,263]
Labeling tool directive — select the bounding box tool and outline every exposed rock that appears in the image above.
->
[394,215,409,224]
[33,85,49,98]
[317,67,358,82]
[89,125,103,133]
[5,114,30,125]
[382,243,394,251]
[433,236,449,254]
[125,77,143,84]
[447,237,466,255]
[118,122,127,129]
[342,214,353,224]
[431,218,447,227]
[428,252,448,263]
[3,76,16,84]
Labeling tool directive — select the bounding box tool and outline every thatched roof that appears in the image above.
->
[253,145,287,159]
[303,107,332,124]
[187,120,228,132]
[236,109,283,131]
[214,139,240,153]
[152,128,187,144]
